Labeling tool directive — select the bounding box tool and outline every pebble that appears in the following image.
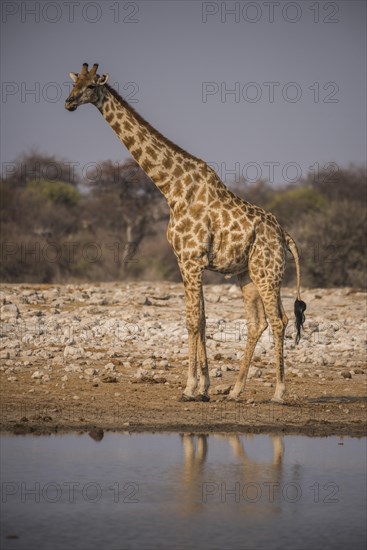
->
[248,367,262,379]
[213,384,232,395]
[101,375,117,383]
[142,358,156,369]
[135,368,150,379]
[1,303,19,320]
[64,346,84,359]
[84,368,98,376]
[104,362,116,372]
[209,368,222,378]
[0,284,366,399]
[64,365,82,373]
[341,371,352,379]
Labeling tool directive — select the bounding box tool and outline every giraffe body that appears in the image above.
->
[65,64,306,403]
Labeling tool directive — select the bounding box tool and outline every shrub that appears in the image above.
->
[25,179,80,206]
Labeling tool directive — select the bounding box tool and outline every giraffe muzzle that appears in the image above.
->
[65,100,77,112]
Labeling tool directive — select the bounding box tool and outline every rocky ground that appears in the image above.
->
[0,282,366,436]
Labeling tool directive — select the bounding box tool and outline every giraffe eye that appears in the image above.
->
[87,84,96,90]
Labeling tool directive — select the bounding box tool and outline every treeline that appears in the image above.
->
[0,152,366,288]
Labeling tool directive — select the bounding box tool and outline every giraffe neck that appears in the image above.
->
[97,84,210,207]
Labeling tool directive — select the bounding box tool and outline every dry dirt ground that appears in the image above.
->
[1,283,366,437]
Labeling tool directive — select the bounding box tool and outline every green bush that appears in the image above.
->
[289,200,366,288]
[266,186,326,225]
[1,154,365,288]
[25,180,80,206]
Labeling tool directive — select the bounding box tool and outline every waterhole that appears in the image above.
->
[1,433,366,550]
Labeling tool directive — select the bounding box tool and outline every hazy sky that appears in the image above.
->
[1,0,366,186]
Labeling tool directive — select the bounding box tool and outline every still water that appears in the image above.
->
[1,432,366,550]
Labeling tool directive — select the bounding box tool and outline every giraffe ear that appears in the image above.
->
[69,72,78,83]
[97,73,109,86]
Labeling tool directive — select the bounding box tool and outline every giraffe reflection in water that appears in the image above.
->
[175,434,292,516]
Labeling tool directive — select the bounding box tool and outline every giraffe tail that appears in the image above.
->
[284,232,307,344]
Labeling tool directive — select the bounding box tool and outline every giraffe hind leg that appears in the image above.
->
[258,289,288,403]
[228,280,268,401]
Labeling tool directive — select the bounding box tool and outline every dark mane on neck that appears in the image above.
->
[104,83,202,162]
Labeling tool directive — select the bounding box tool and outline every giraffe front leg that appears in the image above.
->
[180,329,198,401]
[197,342,210,401]
[197,288,210,401]
[180,269,210,402]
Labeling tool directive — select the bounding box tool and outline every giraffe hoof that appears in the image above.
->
[195,394,210,402]
[178,394,196,402]
[226,392,239,402]
[270,396,285,404]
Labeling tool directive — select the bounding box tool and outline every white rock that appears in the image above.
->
[31,370,43,379]
[64,345,84,359]
[142,358,156,369]
[85,368,98,376]
[248,367,262,379]
[93,352,105,360]
[104,362,116,372]
[1,304,19,320]
[228,284,239,294]
[64,364,82,373]
[210,368,222,378]
[135,368,151,379]
[213,384,232,395]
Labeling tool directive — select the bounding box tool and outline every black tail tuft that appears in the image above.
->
[294,299,307,344]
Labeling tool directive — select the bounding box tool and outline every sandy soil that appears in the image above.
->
[1,283,366,437]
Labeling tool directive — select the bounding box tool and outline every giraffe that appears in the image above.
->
[65,63,306,404]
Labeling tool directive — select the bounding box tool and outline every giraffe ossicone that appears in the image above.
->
[65,63,306,403]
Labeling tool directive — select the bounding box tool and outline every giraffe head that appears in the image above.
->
[65,63,109,111]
